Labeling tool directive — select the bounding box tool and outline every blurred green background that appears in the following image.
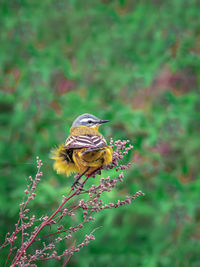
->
[1,0,200,266]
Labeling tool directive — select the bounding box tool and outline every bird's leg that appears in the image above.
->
[72,167,90,190]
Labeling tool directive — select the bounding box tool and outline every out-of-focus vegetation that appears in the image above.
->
[0,0,200,266]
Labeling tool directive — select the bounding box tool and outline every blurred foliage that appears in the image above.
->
[0,0,200,266]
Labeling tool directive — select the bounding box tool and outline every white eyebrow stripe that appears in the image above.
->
[80,118,96,123]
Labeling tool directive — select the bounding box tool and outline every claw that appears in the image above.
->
[71,167,90,190]
[72,181,84,191]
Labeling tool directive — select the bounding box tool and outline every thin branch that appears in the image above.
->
[11,171,96,266]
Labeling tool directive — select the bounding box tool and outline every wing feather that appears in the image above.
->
[65,135,107,149]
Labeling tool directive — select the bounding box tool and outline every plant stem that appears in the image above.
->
[11,175,91,266]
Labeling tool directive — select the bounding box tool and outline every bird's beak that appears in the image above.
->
[98,120,109,124]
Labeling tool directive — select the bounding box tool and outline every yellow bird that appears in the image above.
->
[51,113,113,187]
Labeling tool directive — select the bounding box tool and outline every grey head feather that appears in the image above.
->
[72,113,101,127]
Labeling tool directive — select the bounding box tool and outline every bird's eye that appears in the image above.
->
[88,120,92,124]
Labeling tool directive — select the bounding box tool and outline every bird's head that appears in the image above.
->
[72,113,109,129]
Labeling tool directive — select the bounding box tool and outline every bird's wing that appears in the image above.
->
[65,135,107,149]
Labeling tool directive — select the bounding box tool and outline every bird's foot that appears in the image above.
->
[71,181,84,191]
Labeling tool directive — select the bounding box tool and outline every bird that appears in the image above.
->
[51,113,113,188]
